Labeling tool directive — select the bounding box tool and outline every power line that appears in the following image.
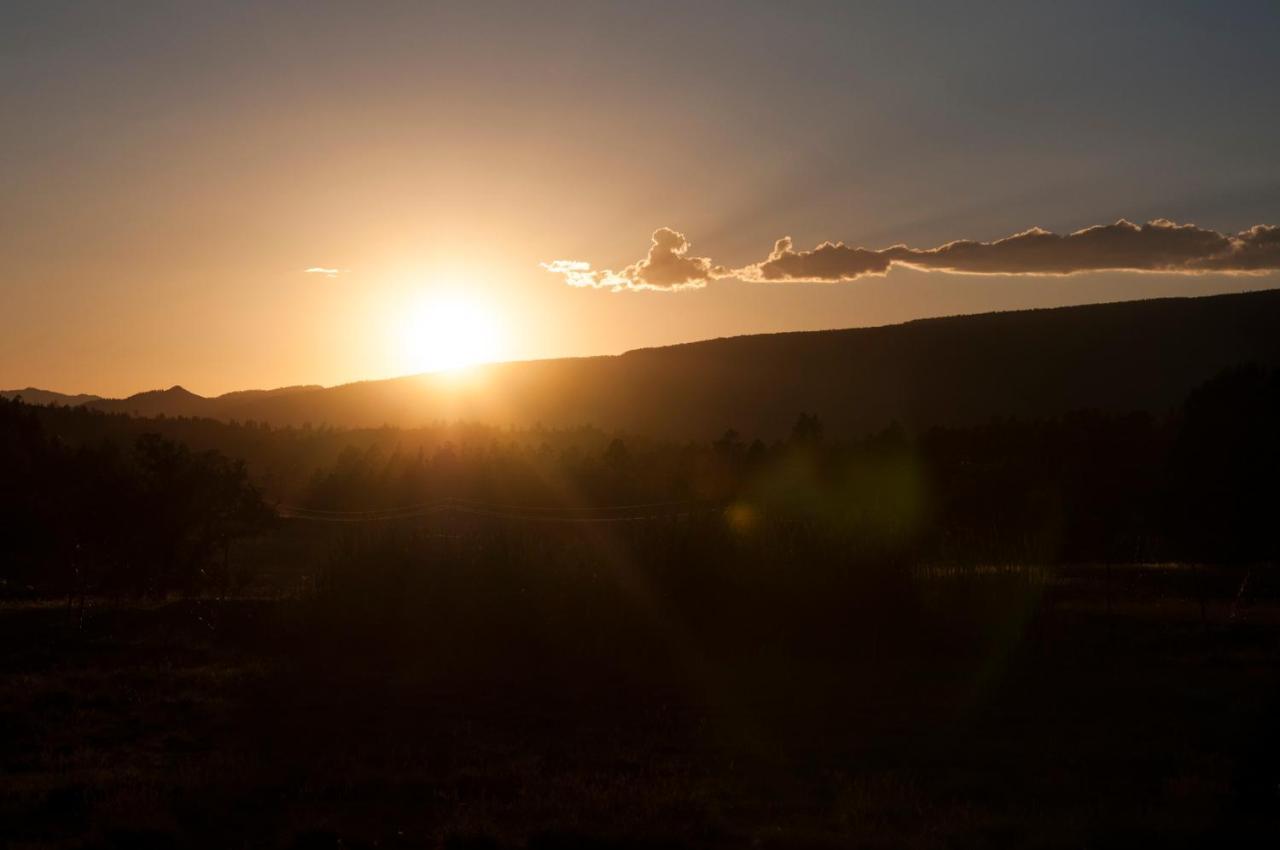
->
[446,496,702,513]
[443,505,717,523]
[276,499,449,516]
[275,496,722,524]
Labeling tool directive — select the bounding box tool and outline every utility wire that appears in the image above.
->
[275,496,722,523]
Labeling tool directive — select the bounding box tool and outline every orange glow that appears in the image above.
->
[396,293,503,375]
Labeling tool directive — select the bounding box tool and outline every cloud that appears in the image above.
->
[550,220,1280,291]
[739,219,1280,282]
[891,219,1233,276]
[1195,223,1280,271]
[542,227,727,292]
[304,267,346,278]
[737,236,893,282]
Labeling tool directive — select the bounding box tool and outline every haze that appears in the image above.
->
[4,1,1279,397]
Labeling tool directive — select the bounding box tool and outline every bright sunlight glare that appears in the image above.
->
[398,294,503,374]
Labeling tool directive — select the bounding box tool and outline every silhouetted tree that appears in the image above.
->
[790,413,824,446]
[0,402,273,598]
[1165,365,1280,563]
[604,438,630,469]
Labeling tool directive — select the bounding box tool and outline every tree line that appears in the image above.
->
[2,364,1276,597]
[1,400,272,597]
[295,364,1279,566]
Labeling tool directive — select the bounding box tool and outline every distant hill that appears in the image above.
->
[14,290,1280,438]
[0,388,101,407]
[87,385,210,418]
[85,384,322,419]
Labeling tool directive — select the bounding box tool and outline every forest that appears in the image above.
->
[2,366,1279,848]
[4,363,1277,598]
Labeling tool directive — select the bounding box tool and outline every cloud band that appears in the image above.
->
[545,219,1280,289]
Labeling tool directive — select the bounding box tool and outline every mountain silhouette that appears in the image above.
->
[12,289,1280,438]
[85,384,323,419]
[0,388,102,406]
[94,385,208,418]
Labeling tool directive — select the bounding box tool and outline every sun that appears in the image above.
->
[398,294,502,374]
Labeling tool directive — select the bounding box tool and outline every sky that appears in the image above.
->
[3,0,1279,397]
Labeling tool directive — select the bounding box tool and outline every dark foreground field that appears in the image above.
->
[3,555,1278,849]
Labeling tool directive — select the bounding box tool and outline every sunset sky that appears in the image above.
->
[4,1,1279,397]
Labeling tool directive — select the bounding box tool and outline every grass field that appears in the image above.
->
[3,560,1278,849]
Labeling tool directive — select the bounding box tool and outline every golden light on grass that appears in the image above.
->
[397,293,503,375]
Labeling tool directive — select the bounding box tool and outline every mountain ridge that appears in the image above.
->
[9,289,1280,438]
[0,388,103,407]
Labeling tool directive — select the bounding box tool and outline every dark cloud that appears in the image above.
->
[892,219,1233,276]
[740,219,1280,282]
[543,227,726,292]
[1196,223,1280,271]
[738,236,893,282]
[549,220,1280,290]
